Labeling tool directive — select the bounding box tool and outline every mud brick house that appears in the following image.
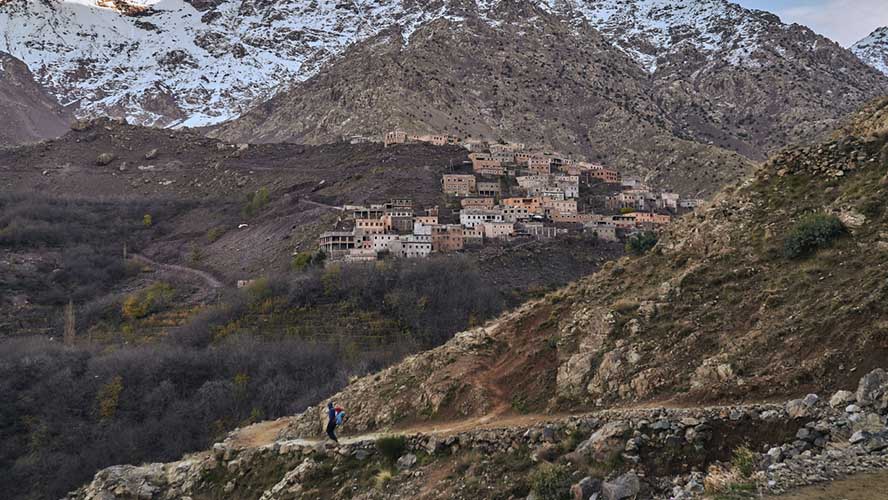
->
[476,181,501,197]
[587,164,621,184]
[542,198,577,216]
[368,233,400,252]
[442,174,477,196]
[384,130,407,146]
[632,212,672,225]
[482,221,515,239]
[489,142,525,154]
[461,197,496,209]
[551,212,595,224]
[391,235,432,258]
[432,225,465,252]
[501,205,531,223]
[519,222,561,239]
[606,189,658,211]
[463,226,484,245]
[552,175,580,198]
[319,231,356,258]
[528,156,552,175]
[345,248,377,263]
[460,208,504,228]
[502,197,543,214]
[350,204,386,220]
[658,192,679,210]
[473,160,506,176]
[514,151,534,164]
[382,213,414,233]
[355,218,386,235]
[583,221,618,241]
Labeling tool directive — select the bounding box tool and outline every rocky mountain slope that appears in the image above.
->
[212,0,888,194]
[68,99,888,499]
[852,27,888,76]
[0,52,70,145]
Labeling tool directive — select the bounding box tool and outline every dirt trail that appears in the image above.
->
[130,253,224,289]
[767,470,888,499]
[301,198,343,211]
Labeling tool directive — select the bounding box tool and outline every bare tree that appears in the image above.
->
[64,299,76,346]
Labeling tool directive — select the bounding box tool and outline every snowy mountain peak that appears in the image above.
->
[0,0,445,127]
[0,0,879,128]
[542,0,787,72]
[852,27,888,75]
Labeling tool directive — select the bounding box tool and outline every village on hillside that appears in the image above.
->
[318,131,705,263]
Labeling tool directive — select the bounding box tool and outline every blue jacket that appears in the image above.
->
[327,404,336,424]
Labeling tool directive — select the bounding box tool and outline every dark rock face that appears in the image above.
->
[0,52,70,145]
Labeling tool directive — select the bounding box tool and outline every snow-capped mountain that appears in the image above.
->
[558,0,778,72]
[0,0,454,127]
[1,0,885,130]
[852,27,888,75]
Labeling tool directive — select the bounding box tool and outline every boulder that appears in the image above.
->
[96,152,116,166]
[571,476,601,500]
[601,473,640,500]
[145,148,158,160]
[865,431,888,452]
[71,120,91,131]
[829,390,855,408]
[786,394,818,418]
[575,421,629,462]
[850,412,885,433]
[396,453,417,470]
[856,369,888,407]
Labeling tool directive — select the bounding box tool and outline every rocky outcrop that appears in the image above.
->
[0,52,70,145]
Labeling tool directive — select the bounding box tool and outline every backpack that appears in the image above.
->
[335,410,347,426]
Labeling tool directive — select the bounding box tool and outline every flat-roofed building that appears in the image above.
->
[461,197,496,209]
[460,208,504,228]
[442,174,476,196]
[482,222,514,239]
[476,181,501,197]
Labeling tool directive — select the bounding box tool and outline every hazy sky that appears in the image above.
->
[737,0,888,46]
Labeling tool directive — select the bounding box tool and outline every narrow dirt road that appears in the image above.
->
[301,198,343,211]
[130,254,224,289]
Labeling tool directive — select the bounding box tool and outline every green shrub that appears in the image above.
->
[242,187,270,217]
[122,282,175,320]
[625,231,658,255]
[528,463,573,500]
[291,250,326,271]
[731,446,758,479]
[783,213,845,259]
[206,227,225,243]
[376,435,407,464]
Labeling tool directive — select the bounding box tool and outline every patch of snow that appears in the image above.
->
[851,27,888,75]
[540,0,780,73]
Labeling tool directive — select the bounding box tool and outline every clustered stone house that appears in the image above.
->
[438,140,700,243]
[319,200,477,263]
[319,133,703,263]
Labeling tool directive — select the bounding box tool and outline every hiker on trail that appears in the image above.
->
[326,401,339,443]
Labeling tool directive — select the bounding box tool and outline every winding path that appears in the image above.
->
[130,253,224,289]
